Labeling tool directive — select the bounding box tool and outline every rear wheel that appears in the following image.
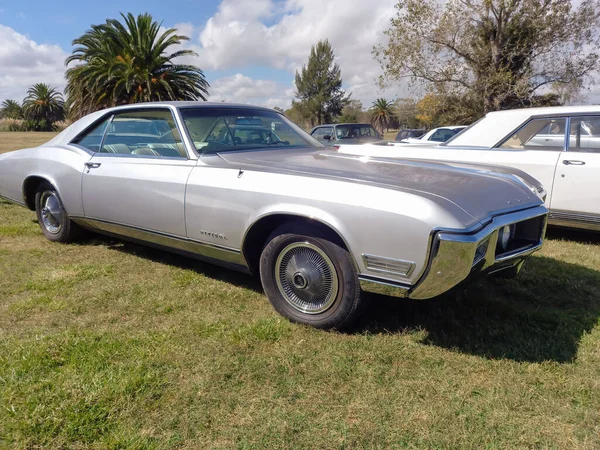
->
[259,229,365,330]
[34,182,82,242]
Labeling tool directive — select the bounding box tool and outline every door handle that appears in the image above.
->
[563,160,586,166]
[84,162,102,169]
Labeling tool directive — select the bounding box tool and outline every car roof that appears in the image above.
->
[42,102,280,148]
[447,105,600,148]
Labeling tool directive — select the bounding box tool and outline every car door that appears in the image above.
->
[550,115,600,220]
[79,107,195,238]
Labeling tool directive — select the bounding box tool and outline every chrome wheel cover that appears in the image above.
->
[39,191,62,235]
[275,242,339,315]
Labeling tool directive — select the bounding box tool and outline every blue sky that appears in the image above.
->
[0,1,220,47]
[0,0,406,109]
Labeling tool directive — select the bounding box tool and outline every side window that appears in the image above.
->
[429,129,445,142]
[72,117,111,152]
[499,118,566,151]
[100,109,186,158]
[320,127,333,140]
[569,116,600,153]
[311,128,322,139]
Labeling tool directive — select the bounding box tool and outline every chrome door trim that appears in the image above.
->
[0,194,26,207]
[549,210,600,231]
[71,216,247,267]
[564,116,571,151]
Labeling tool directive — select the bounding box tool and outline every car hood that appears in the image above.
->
[215,148,542,225]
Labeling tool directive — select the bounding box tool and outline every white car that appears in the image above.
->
[338,105,600,231]
[394,126,467,145]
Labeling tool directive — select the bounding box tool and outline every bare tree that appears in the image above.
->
[374,0,600,115]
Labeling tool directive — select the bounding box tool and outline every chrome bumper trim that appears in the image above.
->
[409,205,548,299]
[359,276,410,298]
[358,205,548,301]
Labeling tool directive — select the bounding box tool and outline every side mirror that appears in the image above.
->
[323,134,331,141]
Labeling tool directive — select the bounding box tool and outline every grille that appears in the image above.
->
[495,215,546,258]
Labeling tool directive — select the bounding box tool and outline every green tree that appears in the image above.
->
[370,98,397,135]
[285,101,312,130]
[294,40,349,126]
[338,100,366,123]
[66,12,210,119]
[375,0,600,115]
[23,84,65,131]
[0,99,24,119]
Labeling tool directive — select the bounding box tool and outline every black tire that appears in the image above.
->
[259,227,365,330]
[34,182,82,243]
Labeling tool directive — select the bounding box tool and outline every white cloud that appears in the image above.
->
[0,25,67,103]
[176,0,408,108]
[208,73,293,108]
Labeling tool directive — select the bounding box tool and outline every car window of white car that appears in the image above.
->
[499,117,566,151]
[568,117,600,153]
[551,116,600,217]
[99,109,187,159]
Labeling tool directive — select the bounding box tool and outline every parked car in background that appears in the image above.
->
[337,105,600,231]
[393,126,467,145]
[310,123,383,146]
[395,129,425,141]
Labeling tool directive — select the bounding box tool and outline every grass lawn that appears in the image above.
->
[1,133,600,448]
[0,132,58,154]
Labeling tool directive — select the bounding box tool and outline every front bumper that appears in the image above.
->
[360,205,548,299]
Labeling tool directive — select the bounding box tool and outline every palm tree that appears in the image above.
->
[370,98,397,136]
[65,13,210,119]
[0,99,24,119]
[23,84,65,130]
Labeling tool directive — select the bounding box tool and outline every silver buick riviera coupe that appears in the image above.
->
[0,103,549,329]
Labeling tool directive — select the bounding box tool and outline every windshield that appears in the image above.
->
[335,124,380,139]
[179,107,322,153]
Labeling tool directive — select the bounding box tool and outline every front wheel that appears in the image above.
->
[259,230,365,330]
[35,182,82,243]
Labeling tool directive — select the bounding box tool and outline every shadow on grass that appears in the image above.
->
[76,236,264,294]
[546,226,600,245]
[76,234,598,363]
[356,255,600,363]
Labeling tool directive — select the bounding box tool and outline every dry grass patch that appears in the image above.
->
[0,131,58,154]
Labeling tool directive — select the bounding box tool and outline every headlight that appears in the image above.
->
[497,224,516,253]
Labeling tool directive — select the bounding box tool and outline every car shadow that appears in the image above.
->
[546,226,600,245]
[75,234,598,364]
[355,255,600,363]
[76,236,264,294]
